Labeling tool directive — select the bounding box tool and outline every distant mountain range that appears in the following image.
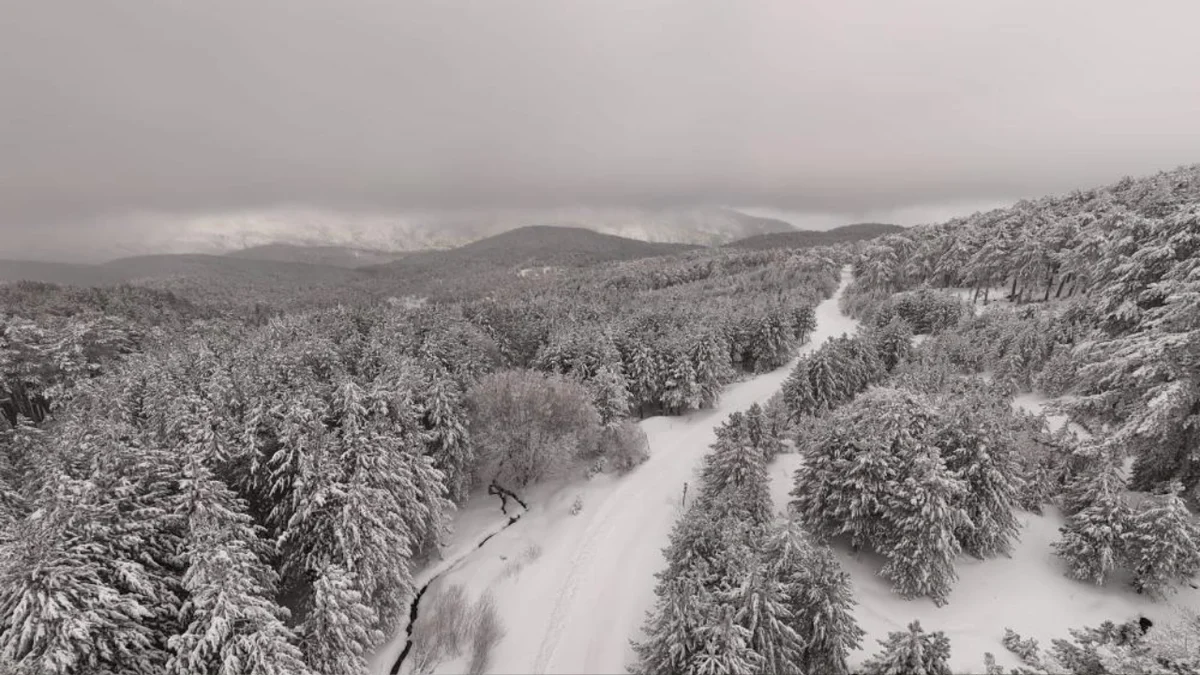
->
[724,223,904,250]
[0,222,898,303]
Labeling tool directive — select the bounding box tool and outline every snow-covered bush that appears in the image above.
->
[861,620,953,675]
[597,419,650,474]
[466,369,602,489]
[570,496,583,515]
[408,583,475,675]
[468,592,504,675]
[871,289,969,335]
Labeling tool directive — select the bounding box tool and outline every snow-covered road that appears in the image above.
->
[372,268,855,675]
[522,267,856,675]
[372,267,850,675]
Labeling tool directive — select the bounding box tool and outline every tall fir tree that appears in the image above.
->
[1054,455,1132,585]
[167,457,311,675]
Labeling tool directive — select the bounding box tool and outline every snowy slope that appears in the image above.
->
[370,268,856,675]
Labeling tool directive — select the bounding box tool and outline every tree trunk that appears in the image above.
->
[1010,275,1018,300]
[984,287,990,303]
[1055,274,1071,299]
[1043,274,1055,302]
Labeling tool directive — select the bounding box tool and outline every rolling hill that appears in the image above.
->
[724,223,904,250]
[226,243,412,268]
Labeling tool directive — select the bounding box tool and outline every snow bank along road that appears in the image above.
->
[428,267,855,675]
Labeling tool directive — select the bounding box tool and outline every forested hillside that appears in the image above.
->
[0,237,841,674]
[631,164,1200,675]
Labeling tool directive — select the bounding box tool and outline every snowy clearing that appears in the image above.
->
[372,267,858,675]
[764,391,1200,674]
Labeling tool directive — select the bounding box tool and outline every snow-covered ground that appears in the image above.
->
[371,267,858,675]
[766,391,1200,673]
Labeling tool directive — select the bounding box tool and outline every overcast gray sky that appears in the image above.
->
[3,0,1200,245]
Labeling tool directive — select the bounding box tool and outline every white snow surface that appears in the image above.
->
[766,392,1200,674]
[371,267,857,675]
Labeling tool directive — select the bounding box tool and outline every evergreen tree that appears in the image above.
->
[761,520,863,675]
[299,566,381,675]
[1123,483,1200,597]
[933,397,1023,559]
[780,358,817,420]
[861,620,953,675]
[869,317,915,373]
[588,364,633,427]
[1054,456,1132,585]
[689,604,763,675]
[420,373,473,504]
[632,573,713,675]
[168,458,310,675]
[878,450,968,605]
[728,568,805,675]
[701,414,772,524]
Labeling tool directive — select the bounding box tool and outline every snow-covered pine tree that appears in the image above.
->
[760,520,863,675]
[1122,482,1200,597]
[933,396,1023,559]
[631,573,713,675]
[743,403,782,460]
[805,343,845,412]
[690,333,731,409]
[625,341,661,417]
[588,364,633,428]
[1036,343,1077,397]
[861,620,953,675]
[420,372,474,505]
[1053,454,1132,585]
[299,566,381,675]
[878,449,968,605]
[728,567,805,675]
[700,413,773,524]
[660,348,700,414]
[168,457,311,675]
[689,603,764,675]
[780,357,817,420]
[869,316,915,373]
[791,388,941,555]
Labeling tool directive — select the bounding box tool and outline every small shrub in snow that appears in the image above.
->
[408,583,475,675]
[1002,628,1045,669]
[467,592,504,675]
[500,543,544,580]
[982,652,1005,675]
[599,419,650,474]
[570,496,583,515]
[861,620,953,675]
[585,456,608,480]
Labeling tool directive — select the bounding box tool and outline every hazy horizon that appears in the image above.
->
[3,1,1199,260]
